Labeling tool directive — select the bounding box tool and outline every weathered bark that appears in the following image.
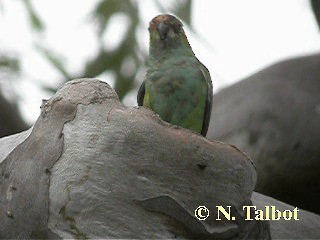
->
[0,78,318,239]
[208,53,320,214]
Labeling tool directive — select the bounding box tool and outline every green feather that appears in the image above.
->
[138,14,213,136]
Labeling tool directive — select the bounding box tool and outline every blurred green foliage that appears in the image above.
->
[22,0,45,32]
[0,55,20,74]
[1,0,318,128]
[11,0,193,101]
[0,0,193,136]
[35,0,318,101]
[0,0,319,99]
[85,0,140,100]
[82,0,193,100]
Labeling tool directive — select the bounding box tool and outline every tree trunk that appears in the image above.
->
[0,78,318,239]
[208,53,320,214]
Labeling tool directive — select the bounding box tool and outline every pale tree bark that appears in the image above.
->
[0,79,319,239]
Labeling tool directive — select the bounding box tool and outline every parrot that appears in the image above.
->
[137,14,213,137]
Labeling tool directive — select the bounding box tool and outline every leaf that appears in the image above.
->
[22,0,45,32]
[311,0,320,29]
[92,0,135,36]
[173,0,192,26]
[0,55,20,73]
[82,0,140,100]
[36,45,70,79]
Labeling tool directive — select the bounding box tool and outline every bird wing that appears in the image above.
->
[199,64,213,137]
[137,81,145,106]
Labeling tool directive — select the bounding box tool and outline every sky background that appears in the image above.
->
[0,0,319,124]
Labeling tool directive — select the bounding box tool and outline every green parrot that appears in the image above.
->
[137,14,213,137]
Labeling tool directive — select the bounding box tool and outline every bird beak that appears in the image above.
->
[157,22,170,40]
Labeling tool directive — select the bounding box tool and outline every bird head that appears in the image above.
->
[148,14,193,57]
[149,14,183,41]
